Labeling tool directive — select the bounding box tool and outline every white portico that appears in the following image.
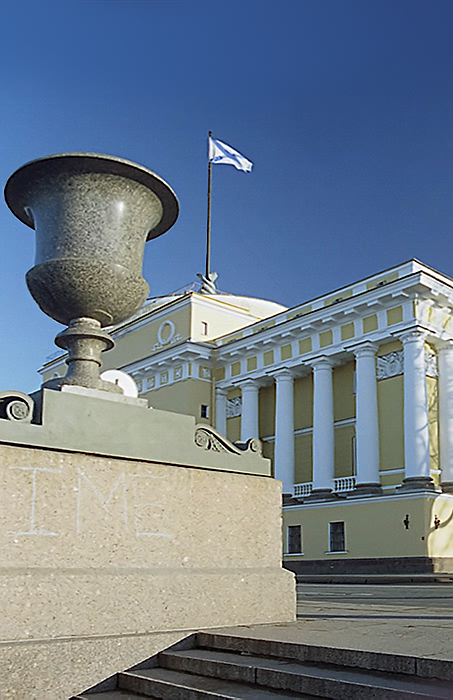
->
[213,260,453,501]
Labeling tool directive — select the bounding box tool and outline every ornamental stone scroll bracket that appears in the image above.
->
[194,426,262,456]
[0,391,34,423]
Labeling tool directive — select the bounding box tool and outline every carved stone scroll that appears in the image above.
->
[194,426,242,454]
[0,391,34,423]
[194,426,263,456]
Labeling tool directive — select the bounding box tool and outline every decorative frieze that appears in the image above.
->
[377,350,403,379]
[377,348,438,379]
[425,351,438,378]
[226,396,242,418]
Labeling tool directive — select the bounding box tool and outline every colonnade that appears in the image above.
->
[215,332,453,497]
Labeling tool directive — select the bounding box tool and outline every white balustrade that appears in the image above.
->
[294,477,356,498]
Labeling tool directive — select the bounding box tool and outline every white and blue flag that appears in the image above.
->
[209,137,253,173]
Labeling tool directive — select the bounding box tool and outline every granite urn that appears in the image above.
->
[4,152,179,392]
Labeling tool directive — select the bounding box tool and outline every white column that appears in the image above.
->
[353,342,381,494]
[239,380,260,441]
[438,341,453,492]
[215,387,228,436]
[273,369,295,495]
[400,330,434,490]
[311,357,335,496]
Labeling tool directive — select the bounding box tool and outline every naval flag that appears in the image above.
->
[208,137,253,173]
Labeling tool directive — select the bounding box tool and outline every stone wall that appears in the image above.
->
[0,415,294,698]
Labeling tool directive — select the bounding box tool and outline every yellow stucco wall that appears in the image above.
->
[333,363,355,421]
[426,499,453,563]
[319,330,333,348]
[341,323,355,341]
[377,375,404,472]
[294,434,312,483]
[386,306,403,326]
[378,340,402,355]
[334,424,355,477]
[283,497,439,560]
[247,357,257,371]
[103,307,192,371]
[189,296,259,342]
[262,440,275,474]
[259,385,275,437]
[294,375,313,430]
[363,314,378,333]
[376,342,404,474]
[143,379,210,421]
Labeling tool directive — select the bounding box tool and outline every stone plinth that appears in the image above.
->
[0,390,295,699]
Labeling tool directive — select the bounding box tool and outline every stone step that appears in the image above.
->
[73,693,147,699]
[294,574,453,584]
[197,631,453,680]
[156,647,453,699]
[118,667,317,698]
[71,630,453,698]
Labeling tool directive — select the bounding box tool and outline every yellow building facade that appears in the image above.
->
[40,260,453,575]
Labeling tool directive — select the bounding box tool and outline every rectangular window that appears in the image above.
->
[329,521,345,552]
[200,404,209,419]
[201,321,208,335]
[287,525,302,554]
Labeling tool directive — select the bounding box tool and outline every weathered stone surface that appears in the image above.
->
[0,428,294,698]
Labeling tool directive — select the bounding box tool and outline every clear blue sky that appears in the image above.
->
[2,0,453,392]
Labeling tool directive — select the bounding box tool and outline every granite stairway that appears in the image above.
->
[72,630,453,699]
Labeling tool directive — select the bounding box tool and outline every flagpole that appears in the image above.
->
[205,130,213,278]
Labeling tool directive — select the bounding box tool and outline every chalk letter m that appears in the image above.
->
[76,468,128,534]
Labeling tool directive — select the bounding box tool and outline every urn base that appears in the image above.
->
[43,317,122,394]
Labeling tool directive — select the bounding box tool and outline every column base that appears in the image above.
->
[441,482,453,494]
[351,483,383,497]
[305,488,339,502]
[397,476,436,492]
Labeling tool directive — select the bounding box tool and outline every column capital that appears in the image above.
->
[232,377,264,391]
[309,356,335,371]
[267,367,294,382]
[434,339,453,356]
[346,340,379,359]
[215,386,229,398]
[396,328,428,345]
[233,377,259,388]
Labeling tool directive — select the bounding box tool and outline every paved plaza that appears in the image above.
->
[216,583,453,663]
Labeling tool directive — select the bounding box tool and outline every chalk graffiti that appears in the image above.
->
[8,465,172,540]
[9,466,62,536]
